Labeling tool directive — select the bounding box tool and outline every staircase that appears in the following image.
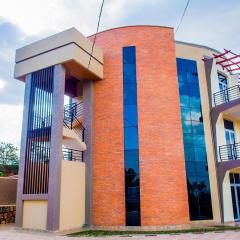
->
[63,101,85,142]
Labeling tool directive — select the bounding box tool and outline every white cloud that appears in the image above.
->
[0,0,103,36]
[0,104,23,147]
[0,79,6,90]
[0,0,176,36]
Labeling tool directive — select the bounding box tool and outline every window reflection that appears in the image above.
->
[177,58,213,220]
[123,46,140,226]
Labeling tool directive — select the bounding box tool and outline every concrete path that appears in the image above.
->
[0,227,240,240]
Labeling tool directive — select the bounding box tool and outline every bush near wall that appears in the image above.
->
[0,206,16,224]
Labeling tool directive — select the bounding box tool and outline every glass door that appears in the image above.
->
[218,73,229,103]
[230,173,240,221]
[224,120,236,160]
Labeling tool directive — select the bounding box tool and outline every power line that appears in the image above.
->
[88,0,105,68]
[175,0,191,34]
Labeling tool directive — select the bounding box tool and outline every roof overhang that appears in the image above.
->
[14,28,104,81]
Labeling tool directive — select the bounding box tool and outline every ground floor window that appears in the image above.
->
[230,173,240,221]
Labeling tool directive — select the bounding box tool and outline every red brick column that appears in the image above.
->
[89,26,189,226]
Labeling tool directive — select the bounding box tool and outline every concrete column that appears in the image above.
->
[83,81,94,226]
[15,74,32,227]
[47,64,66,231]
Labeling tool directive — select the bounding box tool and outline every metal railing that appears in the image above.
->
[213,85,240,106]
[219,142,240,162]
[64,101,83,119]
[62,147,84,162]
[63,102,85,142]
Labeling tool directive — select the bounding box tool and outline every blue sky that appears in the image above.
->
[0,0,240,148]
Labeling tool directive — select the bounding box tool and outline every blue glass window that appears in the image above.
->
[177,58,213,220]
[124,127,139,150]
[123,46,140,226]
[124,105,138,127]
[123,64,136,83]
[124,84,137,105]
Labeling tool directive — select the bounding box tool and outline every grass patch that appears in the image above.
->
[67,225,240,237]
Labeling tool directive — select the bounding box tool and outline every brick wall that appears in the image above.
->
[89,26,189,226]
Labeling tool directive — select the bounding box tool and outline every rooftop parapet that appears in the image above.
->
[14,28,103,81]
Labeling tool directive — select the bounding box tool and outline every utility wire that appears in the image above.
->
[88,0,105,68]
[175,0,191,34]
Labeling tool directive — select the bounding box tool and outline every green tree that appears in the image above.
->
[0,142,19,176]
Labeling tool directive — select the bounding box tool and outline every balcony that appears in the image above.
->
[219,142,240,162]
[62,147,84,162]
[217,142,240,183]
[211,85,240,125]
[213,85,240,107]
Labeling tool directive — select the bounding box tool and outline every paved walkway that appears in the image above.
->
[0,227,240,240]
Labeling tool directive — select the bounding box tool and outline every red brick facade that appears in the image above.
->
[90,26,189,226]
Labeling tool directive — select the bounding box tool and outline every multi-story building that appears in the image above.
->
[13,25,240,231]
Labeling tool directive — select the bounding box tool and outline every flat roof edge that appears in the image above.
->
[88,25,174,37]
[175,40,221,55]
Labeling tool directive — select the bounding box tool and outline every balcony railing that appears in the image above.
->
[63,103,85,142]
[219,142,240,162]
[62,147,84,162]
[213,85,240,106]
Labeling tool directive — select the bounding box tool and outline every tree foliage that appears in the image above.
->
[0,142,19,165]
[0,142,19,176]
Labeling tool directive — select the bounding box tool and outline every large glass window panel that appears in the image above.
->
[123,64,136,83]
[186,60,197,71]
[180,95,189,107]
[186,162,196,177]
[177,58,213,220]
[183,133,194,146]
[182,121,192,133]
[196,177,211,193]
[194,147,207,162]
[187,177,198,198]
[179,82,190,95]
[188,197,199,220]
[230,173,234,183]
[192,121,204,135]
[193,135,205,146]
[190,108,202,121]
[195,162,208,177]
[184,146,195,162]
[124,83,137,105]
[123,46,140,226]
[124,127,139,150]
[231,186,238,219]
[123,46,136,64]
[189,73,198,84]
[199,199,213,219]
[124,150,139,174]
[234,174,240,184]
[188,83,200,97]
[189,96,201,108]
[181,108,191,121]
[124,105,138,127]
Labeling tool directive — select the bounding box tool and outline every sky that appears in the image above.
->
[0,0,240,148]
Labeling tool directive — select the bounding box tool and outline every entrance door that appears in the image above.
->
[230,173,240,221]
[224,120,236,160]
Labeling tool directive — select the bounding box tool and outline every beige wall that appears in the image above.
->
[59,160,85,231]
[222,171,234,222]
[175,42,221,223]
[22,200,47,230]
